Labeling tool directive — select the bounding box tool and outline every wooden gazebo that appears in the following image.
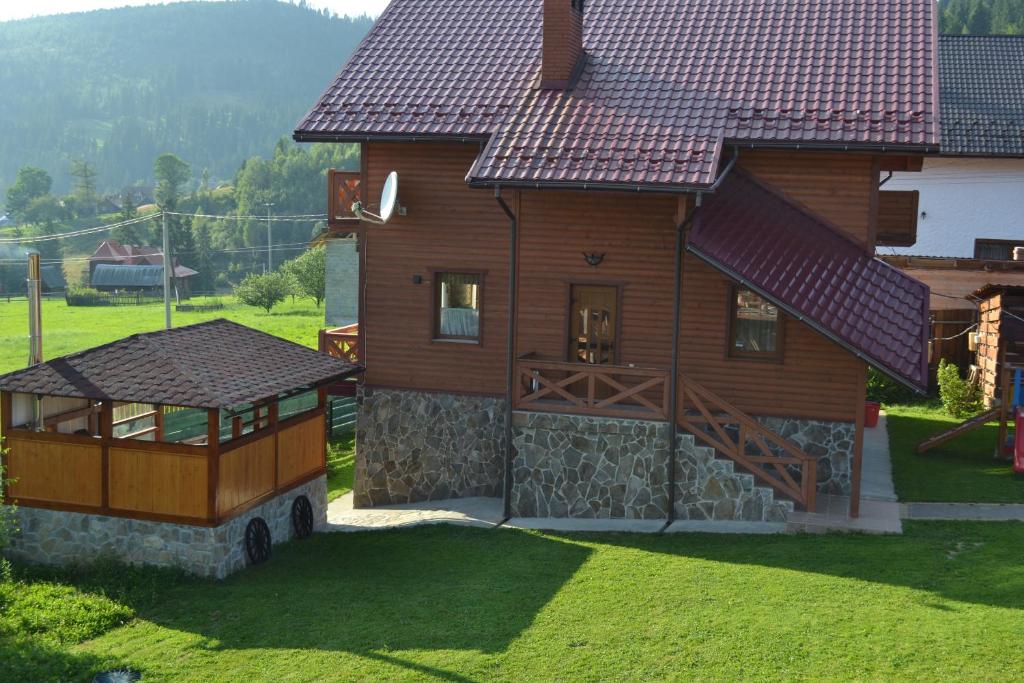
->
[0,320,360,529]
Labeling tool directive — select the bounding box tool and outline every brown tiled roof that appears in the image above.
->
[297,0,940,189]
[688,170,930,392]
[0,320,360,409]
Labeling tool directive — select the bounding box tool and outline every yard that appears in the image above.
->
[887,403,1024,503]
[0,296,325,375]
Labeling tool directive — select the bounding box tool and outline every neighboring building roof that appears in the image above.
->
[91,240,163,265]
[91,264,197,288]
[880,255,1024,310]
[297,0,940,190]
[0,319,361,409]
[688,170,930,392]
[974,283,1024,299]
[940,35,1024,157]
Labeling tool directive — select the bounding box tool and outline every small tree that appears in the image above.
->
[937,359,982,419]
[233,271,290,313]
[282,246,326,307]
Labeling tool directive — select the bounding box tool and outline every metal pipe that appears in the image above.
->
[27,251,43,430]
[162,211,171,330]
[495,186,518,521]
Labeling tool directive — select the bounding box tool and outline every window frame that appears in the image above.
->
[726,284,785,363]
[430,269,486,344]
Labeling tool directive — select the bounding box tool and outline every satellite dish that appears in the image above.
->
[352,171,402,225]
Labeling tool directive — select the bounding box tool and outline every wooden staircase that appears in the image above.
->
[678,377,818,511]
[916,407,1000,453]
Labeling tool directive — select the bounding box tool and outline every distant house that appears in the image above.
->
[89,239,198,296]
[885,36,1024,257]
[0,214,12,227]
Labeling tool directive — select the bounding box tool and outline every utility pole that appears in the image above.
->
[265,202,275,273]
[162,211,171,330]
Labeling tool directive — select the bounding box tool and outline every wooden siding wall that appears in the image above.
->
[359,144,873,422]
[363,142,509,394]
[5,435,103,506]
[108,447,209,518]
[277,414,326,487]
[217,437,275,517]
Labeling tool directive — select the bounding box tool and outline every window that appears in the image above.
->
[729,286,783,360]
[434,272,482,341]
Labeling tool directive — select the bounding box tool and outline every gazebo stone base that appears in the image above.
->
[5,475,326,579]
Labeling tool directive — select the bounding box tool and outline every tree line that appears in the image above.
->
[940,0,1024,34]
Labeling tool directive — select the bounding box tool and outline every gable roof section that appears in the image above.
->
[0,319,360,409]
[688,170,930,392]
[940,35,1024,157]
[297,0,940,190]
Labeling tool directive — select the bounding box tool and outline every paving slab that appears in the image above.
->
[861,412,898,502]
[325,493,504,532]
[902,503,1024,521]
[665,520,787,535]
[787,495,902,534]
[504,518,665,533]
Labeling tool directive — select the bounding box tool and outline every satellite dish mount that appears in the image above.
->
[352,171,403,224]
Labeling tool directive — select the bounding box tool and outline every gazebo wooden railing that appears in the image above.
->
[1,391,327,527]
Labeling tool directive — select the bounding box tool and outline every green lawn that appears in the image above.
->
[0,297,324,375]
[327,431,355,502]
[887,403,1024,503]
[2,521,1023,681]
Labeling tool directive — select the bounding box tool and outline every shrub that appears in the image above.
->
[0,444,17,580]
[936,359,982,419]
[233,271,290,313]
[866,367,920,405]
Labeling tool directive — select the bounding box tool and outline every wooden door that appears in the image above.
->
[569,285,618,365]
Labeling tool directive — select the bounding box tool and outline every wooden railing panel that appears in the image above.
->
[217,434,275,517]
[277,413,326,487]
[320,324,360,364]
[328,169,364,226]
[678,377,817,511]
[514,358,670,421]
[5,436,102,506]
[108,447,209,518]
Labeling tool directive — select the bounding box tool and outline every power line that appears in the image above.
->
[0,243,315,265]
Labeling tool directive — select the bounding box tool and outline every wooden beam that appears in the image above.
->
[154,405,164,442]
[99,401,113,512]
[42,403,100,429]
[207,408,219,523]
[849,362,866,519]
[1,391,11,437]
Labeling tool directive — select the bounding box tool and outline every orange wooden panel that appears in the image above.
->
[217,435,275,516]
[108,447,208,518]
[876,190,919,247]
[5,436,102,506]
[277,414,325,487]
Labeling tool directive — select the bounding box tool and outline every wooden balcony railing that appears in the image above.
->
[327,169,364,227]
[679,377,817,511]
[319,323,360,365]
[514,357,670,421]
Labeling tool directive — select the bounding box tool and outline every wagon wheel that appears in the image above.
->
[245,517,272,565]
[291,495,315,539]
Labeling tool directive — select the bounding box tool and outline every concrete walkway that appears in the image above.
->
[902,503,1024,521]
[325,493,503,532]
[861,413,898,502]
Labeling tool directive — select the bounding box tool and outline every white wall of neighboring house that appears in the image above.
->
[886,157,1024,257]
[325,237,358,327]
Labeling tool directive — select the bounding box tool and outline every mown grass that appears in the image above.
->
[0,296,324,375]
[1,522,1023,681]
[887,403,1024,503]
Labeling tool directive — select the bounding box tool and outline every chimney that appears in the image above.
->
[541,0,585,89]
[1014,246,1024,262]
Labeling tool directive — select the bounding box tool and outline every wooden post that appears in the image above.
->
[154,405,164,442]
[849,362,867,519]
[99,400,113,512]
[998,347,1012,459]
[1,391,11,503]
[270,401,280,490]
[207,408,219,523]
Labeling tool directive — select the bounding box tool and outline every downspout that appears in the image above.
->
[666,148,739,526]
[495,186,518,521]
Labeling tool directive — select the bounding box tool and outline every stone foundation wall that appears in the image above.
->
[510,412,791,522]
[5,476,326,579]
[355,387,505,507]
[753,416,856,495]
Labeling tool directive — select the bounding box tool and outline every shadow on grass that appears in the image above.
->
[0,634,120,683]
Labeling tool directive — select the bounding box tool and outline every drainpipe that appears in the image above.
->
[495,186,518,520]
[666,148,739,524]
[27,251,43,430]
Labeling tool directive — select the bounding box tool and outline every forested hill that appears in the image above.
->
[0,1,372,198]
[940,0,1024,34]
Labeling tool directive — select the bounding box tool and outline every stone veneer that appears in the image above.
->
[753,416,856,495]
[510,412,792,522]
[355,387,505,507]
[5,476,326,579]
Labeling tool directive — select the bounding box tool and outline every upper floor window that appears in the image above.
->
[434,271,482,342]
[729,286,783,360]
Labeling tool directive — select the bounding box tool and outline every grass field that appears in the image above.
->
[0,297,325,375]
[3,521,1024,681]
[887,403,1024,503]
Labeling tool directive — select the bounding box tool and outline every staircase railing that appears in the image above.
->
[678,376,817,511]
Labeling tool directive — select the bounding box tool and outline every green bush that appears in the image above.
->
[866,367,921,405]
[936,359,982,419]
[65,284,101,298]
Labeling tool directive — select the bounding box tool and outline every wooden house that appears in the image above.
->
[0,320,360,577]
[298,0,937,522]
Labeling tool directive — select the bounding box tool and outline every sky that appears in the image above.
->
[0,0,390,22]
